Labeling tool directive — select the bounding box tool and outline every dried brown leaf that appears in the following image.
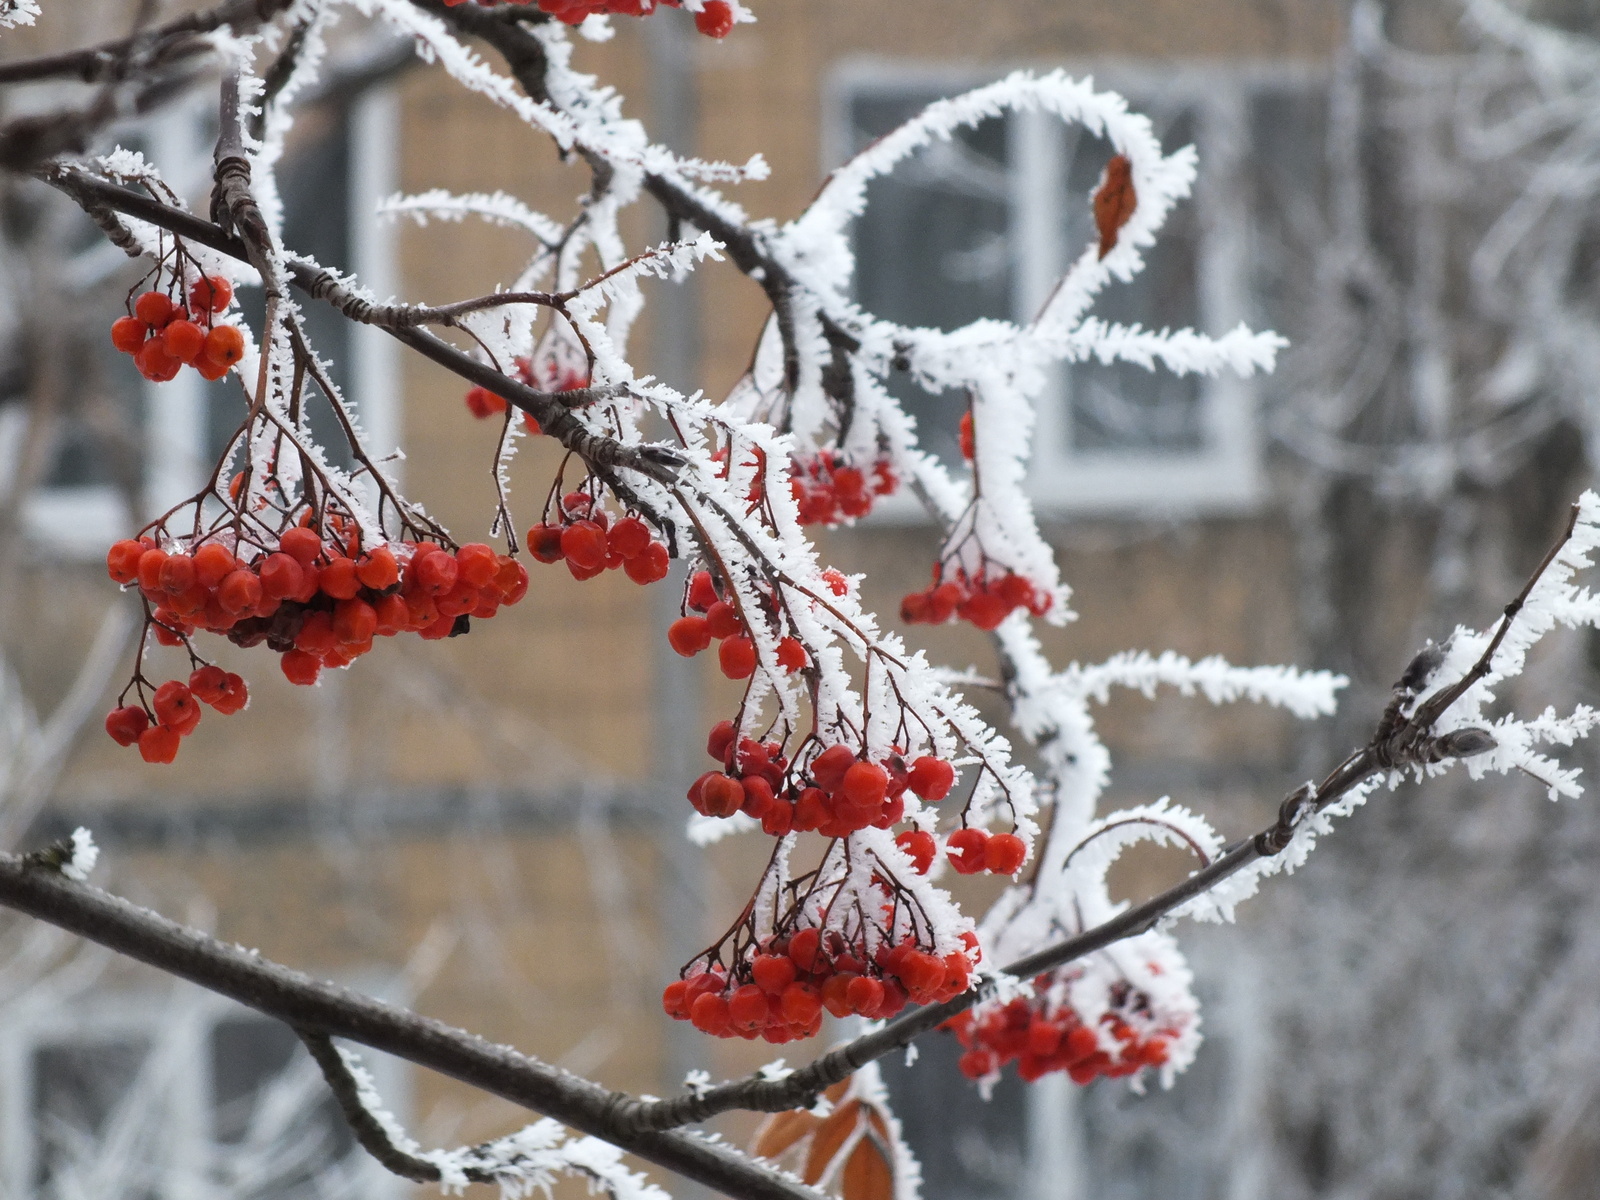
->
[840,1130,895,1200]
[1093,153,1137,259]
[803,1099,862,1185]
[752,1108,821,1161]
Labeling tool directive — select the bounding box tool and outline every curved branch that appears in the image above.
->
[0,856,818,1200]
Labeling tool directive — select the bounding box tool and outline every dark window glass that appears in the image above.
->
[849,90,1011,465]
[32,1035,156,1196]
[1060,105,1204,455]
[881,1034,1030,1200]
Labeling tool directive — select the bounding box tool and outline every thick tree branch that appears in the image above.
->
[0,0,293,84]
[0,856,817,1200]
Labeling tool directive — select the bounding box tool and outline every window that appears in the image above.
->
[17,85,399,559]
[0,986,404,1200]
[827,60,1324,515]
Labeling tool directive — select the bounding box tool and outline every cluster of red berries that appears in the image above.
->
[666,570,805,679]
[790,451,898,526]
[943,984,1176,1085]
[663,928,977,1042]
[105,667,248,764]
[888,826,1027,876]
[900,567,1052,631]
[526,492,670,584]
[111,278,245,383]
[442,0,736,38]
[105,524,530,759]
[689,722,958,838]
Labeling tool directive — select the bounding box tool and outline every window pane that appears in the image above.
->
[208,1015,357,1199]
[1060,105,1204,454]
[881,1034,1029,1200]
[848,89,1012,464]
[32,1035,157,1196]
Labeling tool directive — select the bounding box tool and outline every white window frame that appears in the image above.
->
[21,86,400,558]
[0,980,407,1200]
[825,58,1324,518]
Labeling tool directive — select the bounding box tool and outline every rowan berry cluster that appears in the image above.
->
[662,926,978,1042]
[942,979,1177,1085]
[441,0,737,38]
[689,722,959,838]
[790,450,898,526]
[105,667,248,764]
[900,566,1053,631]
[104,522,530,760]
[526,491,671,584]
[666,569,805,679]
[110,277,245,383]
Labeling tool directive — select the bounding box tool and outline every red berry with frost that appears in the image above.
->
[840,760,889,808]
[280,649,322,686]
[895,829,937,873]
[704,600,742,640]
[189,275,233,313]
[907,756,955,801]
[810,744,856,792]
[985,832,1027,875]
[776,637,806,673]
[694,0,734,36]
[947,828,990,875]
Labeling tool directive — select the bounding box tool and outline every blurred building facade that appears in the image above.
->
[4,1,1596,1199]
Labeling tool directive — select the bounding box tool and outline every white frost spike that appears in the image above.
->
[61,828,99,882]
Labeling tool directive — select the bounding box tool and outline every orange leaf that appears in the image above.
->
[1093,154,1137,259]
[803,1099,862,1185]
[840,1130,895,1200]
[752,1109,821,1161]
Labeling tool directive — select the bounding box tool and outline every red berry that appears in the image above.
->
[152,680,201,736]
[456,543,499,588]
[751,954,797,995]
[689,992,731,1035]
[189,665,229,705]
[411,549,459,595]
[279,526,322,564]
[728,984,769,1031]
[907,756,955,801]
[686,570,719,612]
[216,569,262,615]
[607,517,652,560]
[780,981,822,1025]
[698,773,744,818]
[162,319,205,365]
[561,521,607,570]
[662,980,690,1019]
[203,324,245,367]
[985,832,1027,875]
[787,928,822,971]
[134,291,175,328]
[840,760,889,808]
[845,976,885,1016]
[718,635,756,679]
[959,410,975,460]
[960,589,1011,631]
[105,705,149,746]
[776,637,806,673]
[668,616,712,657]
[333,598,378,644]
[210,672,249,715]
[257,553,303,599]
[527,524,566,563]
[464,385,507,419]
[189,275,233,313]
[947,828,990,874]
[706,719,737,762]
[810,744,856,792]
[280,649,322,686]
[623,541,669,585]
[138,724,180,764]
[106,539,145,585]
[110,316,147,354]
[693,0,734,37]
[704,600,742,640]
[192,542,236,589]
[895,829,937,874]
